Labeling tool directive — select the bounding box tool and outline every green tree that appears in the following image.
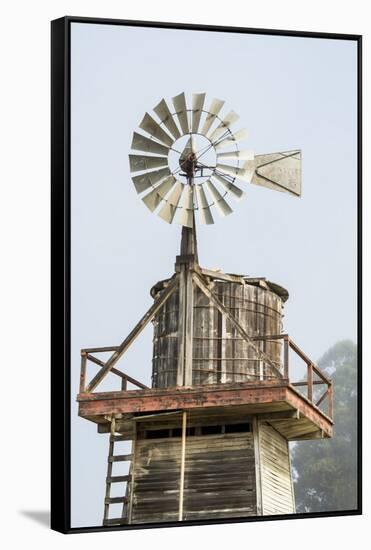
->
[291,340,358,513]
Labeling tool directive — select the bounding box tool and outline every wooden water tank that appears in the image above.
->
[151,274,288,388]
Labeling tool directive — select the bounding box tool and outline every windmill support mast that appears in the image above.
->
[176,171,197,386]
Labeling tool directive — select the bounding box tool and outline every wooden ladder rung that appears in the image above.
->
[105,496,128,504]
[103,418,133,527]
[108,454,133,462]
[103,518,128,526]
[110,434,127,442]
[106,475,131,483]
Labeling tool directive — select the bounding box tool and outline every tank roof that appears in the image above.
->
[150,268,289,302]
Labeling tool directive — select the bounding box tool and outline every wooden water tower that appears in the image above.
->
[77,93,333,526]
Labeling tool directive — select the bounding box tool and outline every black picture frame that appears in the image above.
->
[51,15,362,534]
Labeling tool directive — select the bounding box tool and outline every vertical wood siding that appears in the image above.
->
[258,422,295,515]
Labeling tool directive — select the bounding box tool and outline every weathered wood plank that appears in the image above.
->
[105,496,128,504]
[183,433,256,519]
[179,411,187,520]
[108,454,133,462]
[184,272,194,386]
[81,385,332,443]
[103,518,127,526]
[307,364,313,401]
[79,354,87,393]
[131,437,181,523]
[176,269,186,386]
[200,268,246,284]
[107,475,131,483]
[192,272,283,379]
[81,346,120,354]
[79,379,287,401]
[78,381,333,438]
[79,385,288,418]
[130,431,257,523]
[286,386,333,431]
[257,410,299,421]
[253,417,263,515]
[258,422,295,515]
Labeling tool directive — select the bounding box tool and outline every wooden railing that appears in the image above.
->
[79,336,333,420]
[252,334,333,419]
[79,347,149,394]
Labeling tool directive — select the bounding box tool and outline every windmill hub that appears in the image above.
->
[179,151,197,178]
[174,133,216,183]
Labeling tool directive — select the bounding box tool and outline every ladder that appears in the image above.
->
[103,418,133,526]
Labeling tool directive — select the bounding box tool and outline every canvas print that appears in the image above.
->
[64,20,359,529]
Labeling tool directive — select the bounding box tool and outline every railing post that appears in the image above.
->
[283,336,289,380]
[328,383,333,419]
[307,363,313,402]
[80,352,87,393]
[121,376,128,391]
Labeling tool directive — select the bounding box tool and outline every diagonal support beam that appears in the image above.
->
[192,272,283,379]
[315,388,329,409]
[257,410,300,421]
[86,354,149,390]
[86,274,179,392]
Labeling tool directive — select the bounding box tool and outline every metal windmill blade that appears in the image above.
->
[191,93,206,133]
[131,132,170,156]
[195,184,214,225]
[212,173,244,200]
[208,110,240,142]
[157,181,184,224]
[172,92,189,135]
[129,154,168,172]
[200,98,225,136]
[131,167,171,194]
[177,185,195,228]
[216,149,254,161]
[141,176,176,212]
[154,98,181,140]
[214,128,249,149]
[139,113,174,146]
[216,163,254,183]
[205,180,233,217]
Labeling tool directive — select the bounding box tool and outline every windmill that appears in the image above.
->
[77,92,333,526]
[130,91,301,228]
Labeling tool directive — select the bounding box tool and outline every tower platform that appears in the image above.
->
[78,378,332,441]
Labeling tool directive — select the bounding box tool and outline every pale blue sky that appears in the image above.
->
[70,22,357,527]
